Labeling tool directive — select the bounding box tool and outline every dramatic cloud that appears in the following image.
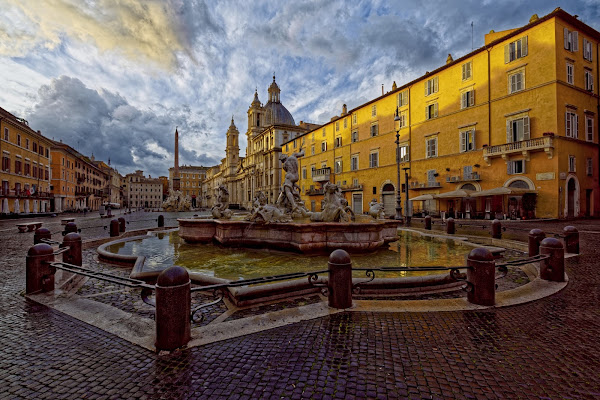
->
[26,76,219,177]
[1,0,599,177]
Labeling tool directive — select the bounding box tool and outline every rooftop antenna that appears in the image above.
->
[471,21,474,51]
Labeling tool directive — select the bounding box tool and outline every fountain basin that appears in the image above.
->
[178,218,401,253]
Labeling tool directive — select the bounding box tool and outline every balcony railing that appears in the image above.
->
[312,167,331,183]
[410,181,441,190]
[0,189,51,198]
[446,172,481,183]
[483,136,553,164]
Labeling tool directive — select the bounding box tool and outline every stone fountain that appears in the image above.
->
[178,150,401,253]
[162,190,192,212]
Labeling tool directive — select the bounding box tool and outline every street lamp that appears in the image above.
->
[393,107,403,221]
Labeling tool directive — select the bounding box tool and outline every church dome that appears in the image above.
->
[264,101,295,126]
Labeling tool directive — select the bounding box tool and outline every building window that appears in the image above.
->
[398,110,407,128]
[460,129,476,152]
[565,111,578,138]
[504,36,528,63]
[583,38,593,61]
[463,165,473,180]
[351,130,358,143]
[507,116,530,142]
[425,76,439,96]
[397,90,408,107]
[369,151,379,168]
[397,145,409,163]
[507,160,525,174]
[311,145,315,155]
[335,121,339,131]
[24,163,30,176]
[587,158,593,176]
[462,61,472,80]
[285,144,288,151]
[586,116,594,142]
[426,137,438,158]
[335,137,342,148]
[566,63,574,85]
[293,139,297,148]
[585,70,594,91]
[15,159,22,174]
[302,167,307,179]
[425,103,438,120]
[427,170,436,184]
[322,128,326,137]
[569,155,576,172]
[509,70,525,93]
[351,155,359,171]
[33,142,37,152]
[343,118,347,129]
[564,28,578,52]
[17,135,21,147]
[371,105,377,117]
[461,90,475,109]
[2,156,10,172]
[334,158,342,174]
[3,127,7,141]
[321,141,327,152]
[352,113,357,125]
[370,123,378,137]
[25,139,29,149]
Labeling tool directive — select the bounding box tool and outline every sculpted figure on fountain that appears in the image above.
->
[211,185,233,219]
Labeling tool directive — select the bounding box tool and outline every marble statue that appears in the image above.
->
[246,191,292,223]
[309,182,353,222]
[211,185,233,219]
[369,199,385,219]
[162,190,192,212]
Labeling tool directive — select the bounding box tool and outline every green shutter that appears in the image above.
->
[523,117,530,140]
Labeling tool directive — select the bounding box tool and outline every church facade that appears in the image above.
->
[202,76,319,209]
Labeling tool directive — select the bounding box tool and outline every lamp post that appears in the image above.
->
[393,108,403,221]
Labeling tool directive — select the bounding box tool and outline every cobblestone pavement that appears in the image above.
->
[0,212,599,399]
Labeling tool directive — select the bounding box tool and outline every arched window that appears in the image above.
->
[508,180,529,189]
[461,183,477,191]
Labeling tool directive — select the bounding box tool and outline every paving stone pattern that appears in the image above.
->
[0,213,599,399]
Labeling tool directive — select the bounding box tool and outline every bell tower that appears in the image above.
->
[226,116,240,171]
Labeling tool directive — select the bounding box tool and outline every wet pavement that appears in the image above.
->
[0,212,599,399]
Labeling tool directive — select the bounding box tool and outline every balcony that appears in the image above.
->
[340,184,363,192]
[312,167,331,183]
[483,136,553,165]
[446,172,481,183]
[306,187,325,195]
[410,181,441,190]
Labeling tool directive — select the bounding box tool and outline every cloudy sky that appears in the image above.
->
[1,0,599,177]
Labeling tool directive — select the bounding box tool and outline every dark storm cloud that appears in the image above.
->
[26,76,218,177]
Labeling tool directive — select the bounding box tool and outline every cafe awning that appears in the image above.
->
[409,194,436,201]
[435,189,475,199]
[470,187,538,197]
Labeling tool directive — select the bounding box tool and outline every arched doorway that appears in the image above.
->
[567,178,576,218]
[381,183,396,217]
[460,183,477,218]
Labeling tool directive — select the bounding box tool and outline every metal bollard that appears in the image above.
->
[328,249,353,309]
[562,226,579,254]
[539,238,565,282]
[64,222,78,234]
[26,244,55,294]
[491,219,502,239]
[155,266,191,351]
[34,227,52,244]
[61,232,82,266]
[528,229,546,257]
[118,217,126,233]
[109,219,120,237]
[466,247,496,306]
[424,215,432,230]
[158,215,165,228]
[446,217,455,235]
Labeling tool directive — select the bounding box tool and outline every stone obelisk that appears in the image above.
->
[173,127,180,191]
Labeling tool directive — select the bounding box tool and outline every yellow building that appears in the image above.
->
[51,142,109,212]
[284,8,599,220]
[169,165,208,208]
[0,107,53,214]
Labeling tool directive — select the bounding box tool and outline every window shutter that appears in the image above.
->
[521,36,528,56]
[564,28,569,49]
[591,74,594,91]
[425,81,429,96]
[590,41,594,61]
[460,131,466,152]
[504,44,510,63]
[462,64,466,80]
[507,162,513,175]
[425,106,429,120]
[572,31,579,51]
[471,129,476,149]
[434,77,439,93]
[461,92,466,109]
[575,114,579,138]
[434,103,438,117]
[469,90,475,106]
[523,117,530,140]
[507,120,512,143]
